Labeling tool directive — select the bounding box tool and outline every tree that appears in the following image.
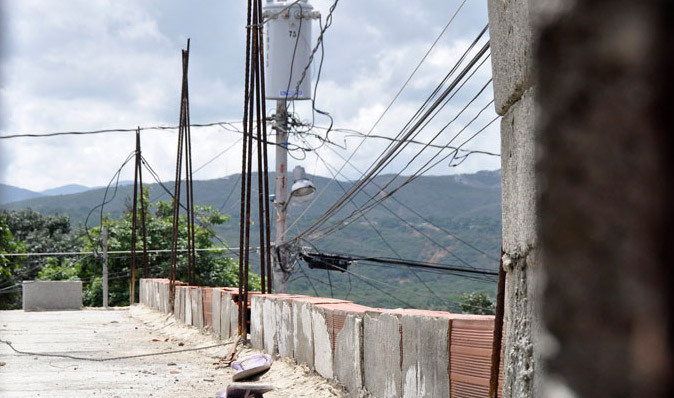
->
[459,291,495,315]
[1,209,81,281]
[0,215,26,309]
[78,192,257,306]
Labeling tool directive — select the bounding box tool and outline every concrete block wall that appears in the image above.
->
[139,279,502,398]
[363,310,403,397]
[22,280,83,311]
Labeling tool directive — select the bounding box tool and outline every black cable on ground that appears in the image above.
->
[0,338,232,362]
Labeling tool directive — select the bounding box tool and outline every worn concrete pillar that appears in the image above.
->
[487,1,540,397]
[536,1,674,397]
[363,311,402,398]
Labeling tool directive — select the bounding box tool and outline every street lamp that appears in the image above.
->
[274,165,316,292]
[289,165,316,204]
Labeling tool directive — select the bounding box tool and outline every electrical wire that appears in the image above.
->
[286,35,491,240]
[0,121,242,140]
[283,17,484,235]
[305,94,496,244]
[0,338,233,362]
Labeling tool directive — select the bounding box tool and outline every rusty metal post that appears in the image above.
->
[102,226,109,308]
[129,130,141,305]
[489,248,506,398]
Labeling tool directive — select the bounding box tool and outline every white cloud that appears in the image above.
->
[0,0,498,192]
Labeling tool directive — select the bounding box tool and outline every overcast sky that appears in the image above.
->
[0,0,498,192]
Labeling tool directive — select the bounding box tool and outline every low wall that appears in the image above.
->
[22,280,83,311]
[139,278,502,398]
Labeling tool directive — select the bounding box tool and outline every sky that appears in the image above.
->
[0,0,499,192]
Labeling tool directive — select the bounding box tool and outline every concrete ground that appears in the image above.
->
[0,306,346,398]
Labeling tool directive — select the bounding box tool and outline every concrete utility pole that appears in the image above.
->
[273,99,290,293]
[487,0,538,396]
[101,226,109,308]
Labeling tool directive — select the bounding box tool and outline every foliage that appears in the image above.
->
[78,191,252,306]
[1,209,80,279]
[0,215,26,309]
[0,209,81,309]
[37,257,80,281]
[459,291,495,315]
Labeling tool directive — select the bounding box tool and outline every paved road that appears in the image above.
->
[0,307,345,398]
[0,307,234,397]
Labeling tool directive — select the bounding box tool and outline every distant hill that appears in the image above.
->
[39,184,91,196]
[0,184,43,204]
[1,170,502,311]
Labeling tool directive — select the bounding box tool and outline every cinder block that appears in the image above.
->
[139,280,146,305]
[501,88,537,254]
[262,297,278,355]
[275,295,307,359]
[310,303,370,391]
[312,306,335,379]
[161,282,166,312]
[153,281,158,311]
[292,297,350,369]
[182,286,187,321]
[195,288,204,329]
[212,289,222,337]
[203,288,213,328]
[230,296,240,337]
[190,288,198,327]
[250,295,265,349]
[153,280,158,308]
[22,281,83,311]
[173,286,183,322]
[487,0,534,115]
[363,311,402,398]
[220,292,231,340]
[185,288,193,325]
[334,313,365,392]
[401,313,451,398]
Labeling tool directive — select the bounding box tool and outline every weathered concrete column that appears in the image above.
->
[537,1,674,397]
[487,1,540,397]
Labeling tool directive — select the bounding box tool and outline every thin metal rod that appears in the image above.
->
[137,129,149,279]
[102,226,109,308]
[253,2,267,294]
[182,39,197,286]
[169,40,190,308]
[256,0,273,293]
[238,0,254,337]
[130,131,140,305]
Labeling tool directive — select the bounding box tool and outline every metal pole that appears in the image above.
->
[273,99,290,293]
[102,226,109,308]
[489,248,506,398]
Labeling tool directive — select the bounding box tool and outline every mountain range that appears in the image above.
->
[0,181,135,204]
[0,170,502,310]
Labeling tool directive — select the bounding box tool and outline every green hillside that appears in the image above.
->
[2,170,502,311]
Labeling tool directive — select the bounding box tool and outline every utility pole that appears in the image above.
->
[274,100,290,293]
[102,226,109,308]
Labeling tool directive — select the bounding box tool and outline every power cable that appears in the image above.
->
[0,121,242,140]
[0,338,233,362]
[288,39,491,242]
[306,94,496,244]
[284,18,484,235]
[298,134,455,307]
[304,137,494,270]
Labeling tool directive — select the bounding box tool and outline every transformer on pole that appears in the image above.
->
[263,0,319,293]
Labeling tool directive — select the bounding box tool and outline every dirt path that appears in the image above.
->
[0,306,346,398]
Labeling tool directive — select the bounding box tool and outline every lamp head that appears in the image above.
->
[290,166,316,202]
